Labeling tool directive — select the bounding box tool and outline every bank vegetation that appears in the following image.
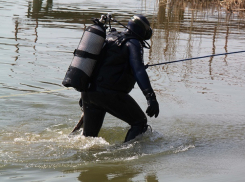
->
[159,0,245,14]
[219,0,245,12]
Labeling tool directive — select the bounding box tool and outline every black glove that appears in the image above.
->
[143,89,159,118]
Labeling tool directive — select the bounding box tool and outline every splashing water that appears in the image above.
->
[0,124,195,170]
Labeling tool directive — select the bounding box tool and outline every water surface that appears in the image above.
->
[1,0,245,181]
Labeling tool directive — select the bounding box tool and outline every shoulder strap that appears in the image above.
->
[115,33,139,46]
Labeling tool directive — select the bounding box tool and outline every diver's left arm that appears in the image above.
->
[127,39,159,118]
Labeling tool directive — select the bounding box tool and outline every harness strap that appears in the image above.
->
[73,49,100,60]
[115,34,139,46]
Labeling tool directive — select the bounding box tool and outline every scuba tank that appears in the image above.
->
[62,19,106,92]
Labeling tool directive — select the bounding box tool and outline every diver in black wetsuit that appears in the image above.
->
[80,15,159,142]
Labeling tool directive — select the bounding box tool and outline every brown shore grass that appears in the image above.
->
[220,0,245,12]
[159,0,245,14]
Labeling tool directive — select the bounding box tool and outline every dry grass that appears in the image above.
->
[220,0,245,12]
[159,0,245,13]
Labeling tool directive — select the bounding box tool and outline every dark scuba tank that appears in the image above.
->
[62,23,106,92]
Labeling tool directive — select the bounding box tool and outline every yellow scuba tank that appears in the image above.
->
[62,21,106,92]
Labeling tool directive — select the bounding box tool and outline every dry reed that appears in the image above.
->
[159,0,245,14]
[220,0,245,12]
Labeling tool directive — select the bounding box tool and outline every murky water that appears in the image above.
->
[1,0,245,181]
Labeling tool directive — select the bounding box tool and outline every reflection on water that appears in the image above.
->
[74,164,158,182]
[151,0,245,63]
[148,0,245,100]
[1,0,245,181]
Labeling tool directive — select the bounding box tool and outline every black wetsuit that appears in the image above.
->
[80,34,157,142]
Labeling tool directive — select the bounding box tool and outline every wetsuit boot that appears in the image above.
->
[124,124,149,142]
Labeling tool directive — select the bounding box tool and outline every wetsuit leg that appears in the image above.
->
[105,93,148,142]
[87,91,148,142]
[82,92,106,137]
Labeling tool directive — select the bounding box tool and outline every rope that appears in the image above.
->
[0,87,72,99]
[145,50,245,68]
